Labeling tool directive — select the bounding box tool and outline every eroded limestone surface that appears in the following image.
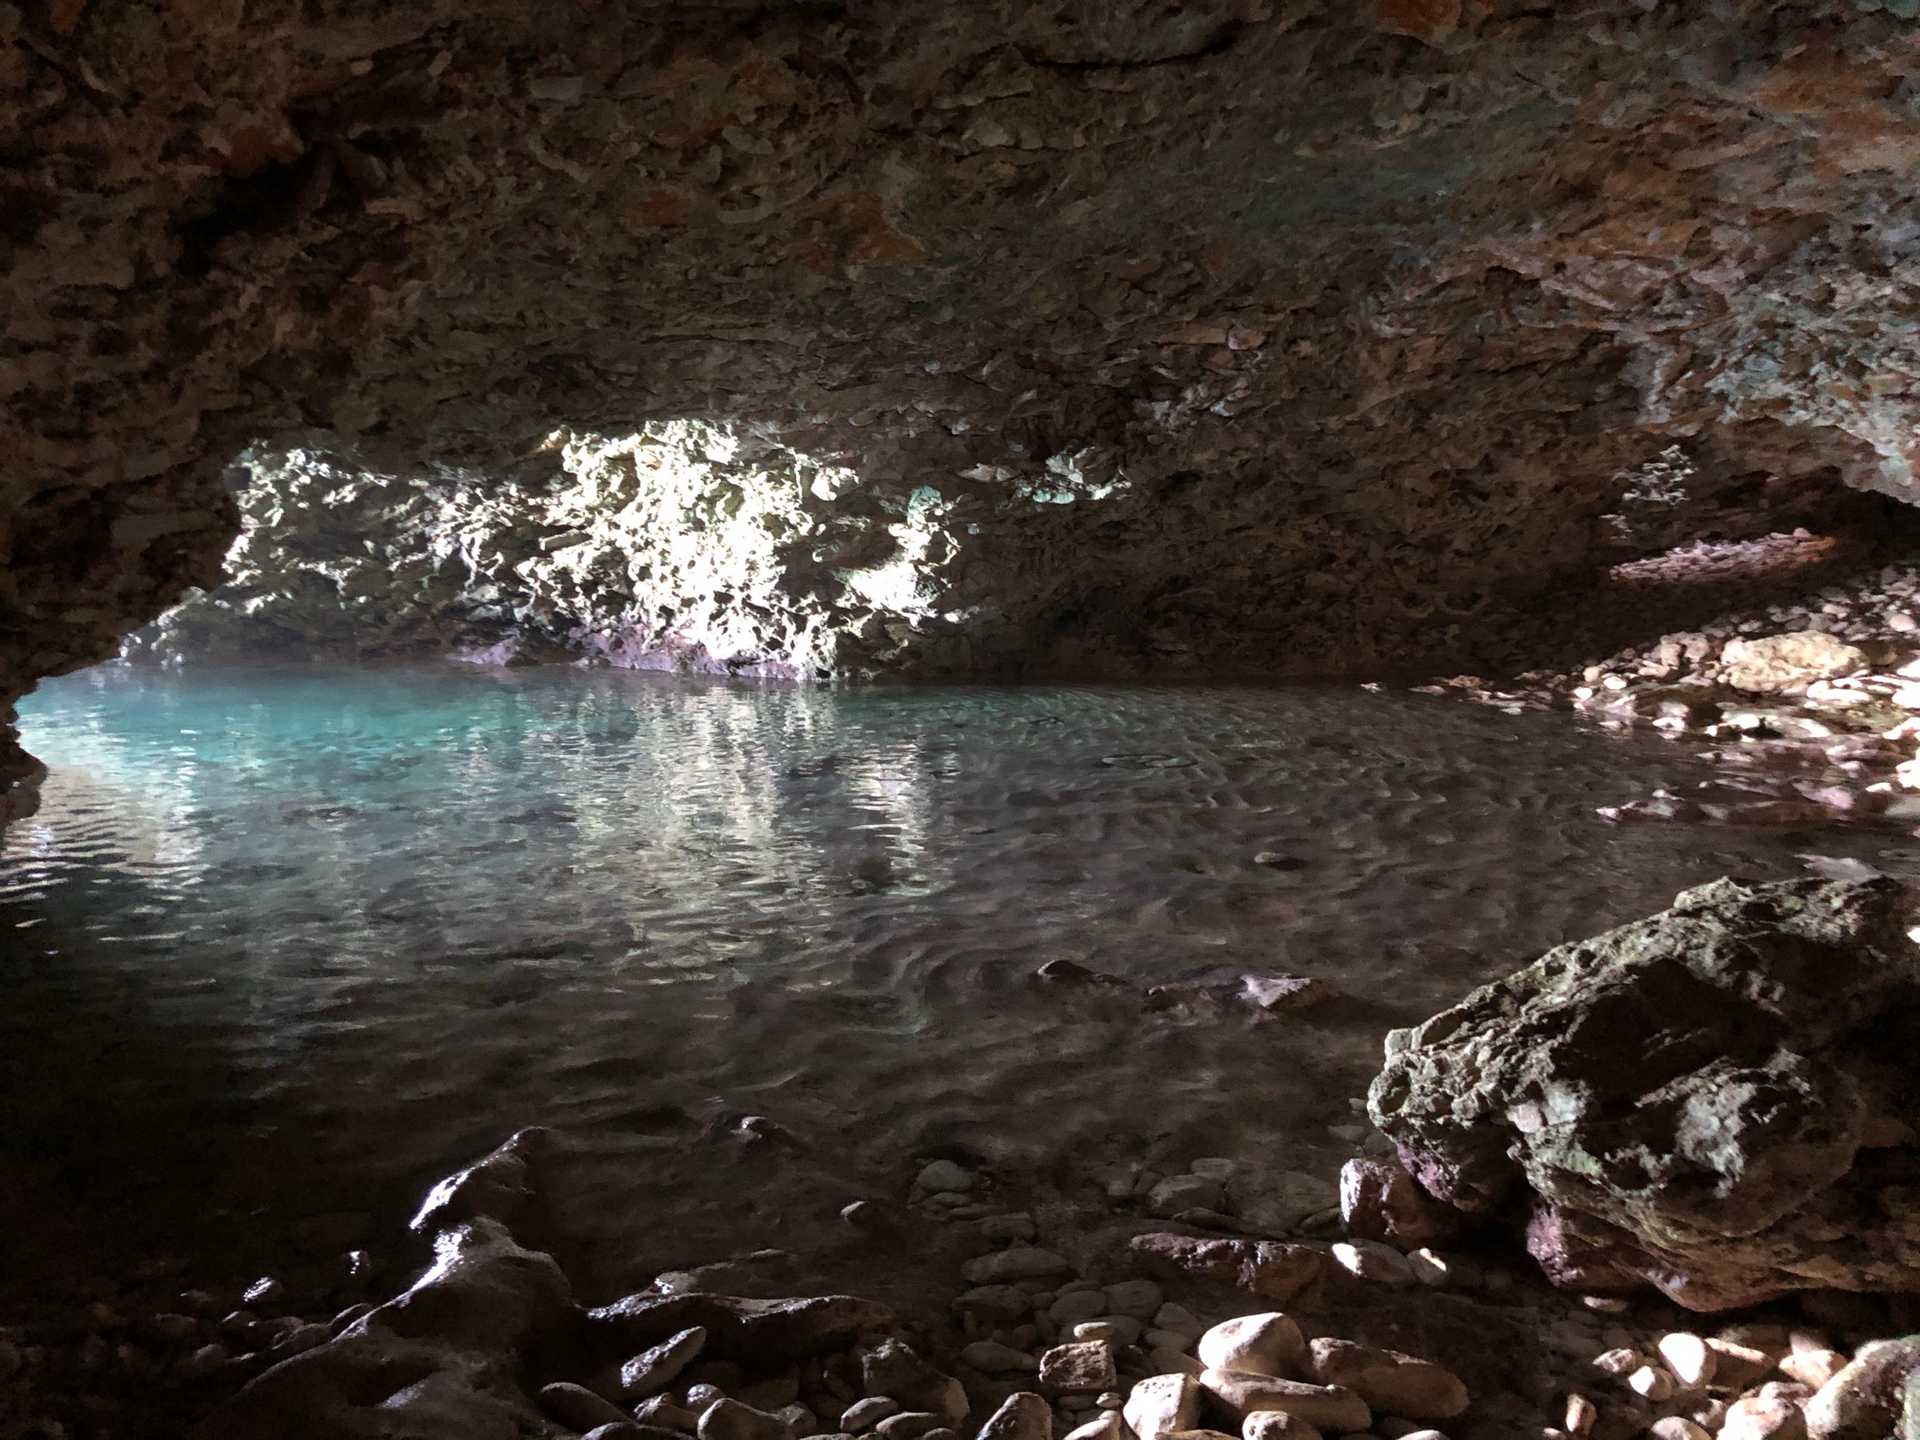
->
[9,4,1920,807]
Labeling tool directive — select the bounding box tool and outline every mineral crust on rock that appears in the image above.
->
[1368,875,1920,1310]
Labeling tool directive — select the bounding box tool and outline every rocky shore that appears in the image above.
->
[5,879,1916,1440]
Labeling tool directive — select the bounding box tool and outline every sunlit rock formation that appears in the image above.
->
[8,3,1920,807]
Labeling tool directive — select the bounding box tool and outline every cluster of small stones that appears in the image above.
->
[1424,561,1920,826]
[0,1213,383,1439]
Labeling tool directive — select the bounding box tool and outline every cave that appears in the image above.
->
[4,4,1920,1438]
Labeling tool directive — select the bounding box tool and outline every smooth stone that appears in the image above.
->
[1152,1348,1206,1377]
[843,1399,901,1432]
[1627,1365,1672,1402]
[781,1407,821,1440]
[1145,1330,1192,1353]
[1125,1374,1202,1440]
[876,1414,949,1440]
[1243,1414,1323,1440]
[1051,1293,1112,1326]
[962,1342,1036,1375]
[1074,1323,1121,1345]
[1644,1422,1708,1440]
[1655,1333,1713,1389]
[983,1215,1040,1243]
[1153,1305,1205,1340]
[1721,1391,1807,1440]
[638,1397,700,1433]
[585,1426,650,1440]
[1103,1282,1165,1320]
[1330,1243,1413,1286]
[1150,1175,1226,1218]
[957,1286,1034,1321]
[1778,1349,1848,1391]
[1708,1340,1775,1390]
[1063,1415,1127,1440]
[1307,1341,1466,1423]
[965,1249,1073,1285]
[1039,1342,1117,1393]
[1198,1315,1307,1380]
[976,1391,1053,1440]
[918,1161,975,1193]
[689,1385,729,1412]
[1196,1369,1371,1434]
[543,1382,636,1432]
[624,1327,710,1399]
[1404,1251,1449,1288]
[703,1401,796,1440]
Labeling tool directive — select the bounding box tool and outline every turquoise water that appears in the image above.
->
[4,663,1912,1301]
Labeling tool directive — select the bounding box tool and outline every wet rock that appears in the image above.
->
[1196,1315,1306,1379]
[409,1128,553,1234]
[1306,1341,1465,1423]
[861,1341,968,1425]
[1369,876,1920,1310]
[1804,1339,1920,1439]
[1337,1161,1459,1250]
[704,1398,797,1440]
[624,1327,710,1398]
[1194,1370,1369,1434]
[976,1392,1053,1440]
[1040,1342,1116,1393]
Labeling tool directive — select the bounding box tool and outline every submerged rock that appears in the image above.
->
[1369,875,1920,1310]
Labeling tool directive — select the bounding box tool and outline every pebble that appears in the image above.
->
[875,1413,949,1440]
[961,1342,1036,1375]
[982,1214,1039,1243]
[623,1327,710,1398]
[964,1249,1072,1284]
[975,1392,1052,1440]
[1655,1333,1713,1389]
[1719,1389,1807,1440]
[1039,1341,1116,1392]
[917,1161,974,1193]
[1644,1421,1708,1440]
[1197,1314,1306,1379]
[1103,1281,1164,1320]
[1405,1250,1450,1287]
[843,1398,902,1431]
[1243,1415,1324,1440]
[1123,1374,1202,1440]
[638,1397,700,1433]
[1195,1369,1372,1434]
[543,1382,637,1432]
[1626,1365,1672,1402]
[1331,1242,1414,1286]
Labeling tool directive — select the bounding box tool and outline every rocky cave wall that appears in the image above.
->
[8,2,1920,813]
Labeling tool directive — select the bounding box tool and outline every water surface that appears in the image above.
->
[4,664,1912,1303]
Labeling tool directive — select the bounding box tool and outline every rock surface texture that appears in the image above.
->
[1368,875,1920,1311]
[9,4,1920,810]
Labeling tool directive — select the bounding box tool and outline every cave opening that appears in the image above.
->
[7,3,1920,1437]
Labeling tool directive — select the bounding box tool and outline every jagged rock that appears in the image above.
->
[1126,1236,1332,1308]
[1804,1339,1920,1440]
[1038,1342,1116,1393]
[1721,634,1868,695]
[409,1126,554,1234]
[860,1341,969,1426]
[1336,1160,1460,1250]
[975,1392,1052,1440]
[1124,1375,1201,1440]
[1369,876,1920,1310]
[622,1326,710,1398]
[198,1217,571,1440]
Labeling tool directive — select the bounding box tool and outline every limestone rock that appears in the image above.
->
[1369,876,1920,1310]
[976,1392,1052,1440]
[1804,1339,1920,1439]
[861,1341,969,1426]
[1125,1375,1202,1440]
[1195,1315,1306,1380]
[1039,1342,1117,1393]
[1305,1340,1466,1423]
[1194,1369,1371,1434]
[1337,1160,1459,1250]
[1722,634,1868,695]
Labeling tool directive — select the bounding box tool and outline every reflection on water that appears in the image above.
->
[3,664,1914,1298]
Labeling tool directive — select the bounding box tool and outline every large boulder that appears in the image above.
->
[1367,876,1920,1311]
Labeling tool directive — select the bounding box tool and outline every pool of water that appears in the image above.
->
[4,663,1915,1307]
